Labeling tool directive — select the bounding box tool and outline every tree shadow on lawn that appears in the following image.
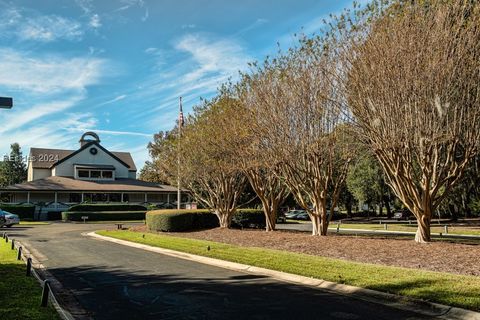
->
[46,265,430,320]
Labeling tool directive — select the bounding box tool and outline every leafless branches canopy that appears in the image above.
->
[347,1,480,242]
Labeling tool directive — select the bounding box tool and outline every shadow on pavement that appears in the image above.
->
[46,265,428,320]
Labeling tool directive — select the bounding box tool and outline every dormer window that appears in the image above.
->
[74,164,115,181]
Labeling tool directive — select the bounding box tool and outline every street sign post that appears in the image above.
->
[0,97,13,109]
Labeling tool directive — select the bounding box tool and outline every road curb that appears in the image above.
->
[87,231,480,320]
[15,240,92,320]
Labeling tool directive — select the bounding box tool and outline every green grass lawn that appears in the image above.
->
[97,230,480,311]
[0,242,59,319]
[334,223,480,236]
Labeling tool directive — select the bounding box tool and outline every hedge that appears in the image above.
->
[231,209,265,229]
[66,204,147,212]
[146,210,218,232]
[0,204,36,219]
[62,211,146,221]
[146,209,266,232]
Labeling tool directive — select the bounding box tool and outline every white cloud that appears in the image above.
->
[0,48,109,156]
[0,95,85,134]
[89,14,102,29]
[96,94,127,107]
[18,15,83,42]
[0,49,106,94]
[75,0,94,14]
[175,34,250,84]
[235,18,269,36]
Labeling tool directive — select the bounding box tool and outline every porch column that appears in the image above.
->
[54,192,58,209]
[81,193,84,203]
[144,193,148,203]
[27,192,30,204]
[121,193,124,203]
[167,193,170,204]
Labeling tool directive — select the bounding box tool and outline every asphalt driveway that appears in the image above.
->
[7,222,430,320]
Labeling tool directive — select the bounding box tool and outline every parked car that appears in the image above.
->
[295,212,310,220]
[0,210,20,227]
[393,210,413,221]
[285,210,304,219]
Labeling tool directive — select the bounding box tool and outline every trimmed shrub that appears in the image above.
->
[62,211,146,221]
[232,209,265,229]
[0,204,36,220]
[146,210,218,232]
[146,209,267,232]
[66,204,147,212]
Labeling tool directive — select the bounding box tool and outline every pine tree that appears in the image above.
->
[0,143,27,187]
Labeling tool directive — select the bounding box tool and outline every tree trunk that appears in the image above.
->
[216,210,233,228]
[260,198,277,232]
[265,214,276,232]
[448,204,458,222]
[346,200,352,218]
[310,202,328,236]
[415,214,431,243]
[385,199,392,219]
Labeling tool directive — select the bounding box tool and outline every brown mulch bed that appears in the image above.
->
[131,226,480,276]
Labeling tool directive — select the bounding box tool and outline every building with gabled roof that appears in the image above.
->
[0,132,185,213]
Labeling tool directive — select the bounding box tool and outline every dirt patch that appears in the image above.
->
[131,225,480,276]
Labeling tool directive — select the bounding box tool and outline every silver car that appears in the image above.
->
[0,210,20,227]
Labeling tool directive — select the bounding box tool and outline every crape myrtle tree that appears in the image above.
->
[140,130,178,184]
[177,98,248,228]
[141,100,248,228]
[347,0,480,242]
[220,83,290,232]
[246,38,353,236]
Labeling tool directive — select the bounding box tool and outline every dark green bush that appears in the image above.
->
[47,211,62,221]
[62,211,146,221]
[146,209,267,232]
[146,210,218,232]
[232,209,265,229]
[0,203,36,219]
[66,203,147,212]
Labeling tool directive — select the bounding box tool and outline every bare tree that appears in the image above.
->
[347,1,480,242]
[245,40,353,236]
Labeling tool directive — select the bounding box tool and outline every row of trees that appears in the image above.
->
[142,0,480,243]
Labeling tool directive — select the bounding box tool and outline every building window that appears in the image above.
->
[90,171,101,178]
[76,168,115,180]
[78,170,89,178]
[102,171,113,179]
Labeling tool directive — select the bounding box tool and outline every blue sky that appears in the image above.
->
[0,0,360,171]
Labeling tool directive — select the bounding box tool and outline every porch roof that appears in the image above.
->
[0,176,179,193]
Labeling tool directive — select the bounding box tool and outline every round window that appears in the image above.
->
[89,147,98,155]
